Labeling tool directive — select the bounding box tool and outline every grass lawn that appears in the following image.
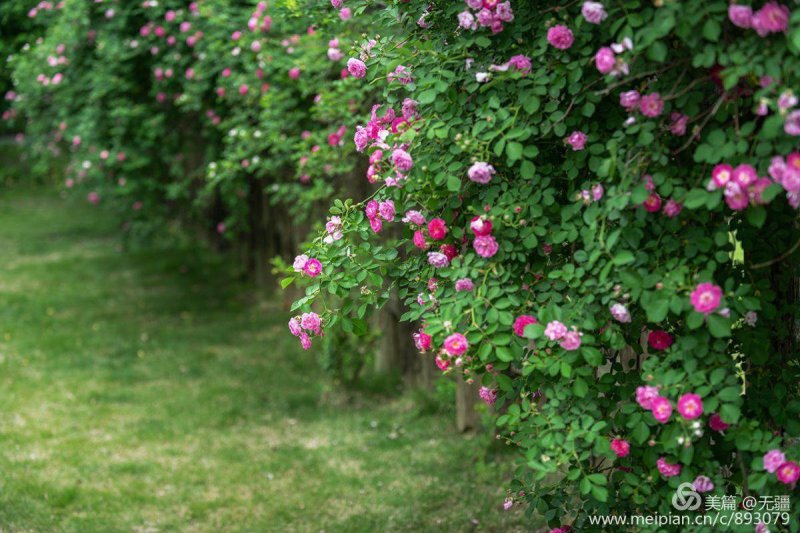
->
[0,186,535,532]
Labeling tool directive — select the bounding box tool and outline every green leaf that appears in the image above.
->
[707,314,731,338]
[702,19,721,42]
[718,386,741,402]
[280,277,295,289]
[582,346,603,366]
[746,206,767,228]
[645,298,670,323]
[684,189,709,210]
[506,142,523,161]
[612,251,635,265]
[573,378,589,398]
[647,40,668,62]
[417,89,438,105]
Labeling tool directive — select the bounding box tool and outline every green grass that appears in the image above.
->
[0,186,534,532]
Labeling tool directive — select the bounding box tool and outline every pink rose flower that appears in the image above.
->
[473,235,499,258]
[378,200,395,221]
[559,330,582,351]
[728,4,753,28]
[595,47,615,74]
[468,161,496,184]
[657,457,682,477]
[303,258,323,277]
[636,385,659,410]
[427,218,448,240]
[413,230,429,249]
[763,449,787,473]
[512,315,538,337]
[724,182,750,210]
[413,329,432,352]
[710,163,733,190]
[392,148,413,171]
[639,93,664,117]
[443,333,469,356]
[693,476,715,493]
[544,320,567,341]
[479,386,498,405]
[647,330,673,351]
[581,1,608,24]
[776,462,800,485]
[547,25,574,50]
[752,2,789,36]
[347,58,367,78]
[610,438,630,457]
[620,90,640,110]
[708,413,730,432]
[651,396,673,423]
[300,312,322,334]
[643,193,662,213]
[567,131,587,151]
[663,199,683,218]
[427,251,449,267]
[455,278,474,292]
[610,303,631,323]
[690,282,722,315]
[470,216,493,236]
[677,393,704,420]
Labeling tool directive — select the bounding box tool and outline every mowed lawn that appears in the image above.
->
[0,187,533,532]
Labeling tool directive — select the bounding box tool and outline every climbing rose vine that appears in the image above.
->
[283,0,800,528]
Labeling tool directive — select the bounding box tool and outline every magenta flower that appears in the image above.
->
[663,199,683,218]
[643,193,662,213]
[473,235,499,258]
[300,312,322,334]
[559,330,582,351]
[732,164,758,187]
[610,438,630,457]
[544,320,567,341]
[303,258,323,277]
[763,449,787,473]
[595,47,615,74]
[752,2,789,36]
[443,333,469,356]
[470,216,493,236]
[669,112,689,136]
[413,329,432,352]
[636,385,659,409]
[677,393,704,420]
[507,54,532,75]
[647,330,673,351]
[513,315,538,337]
[657,457,682,477]
[581,1,608,24]
[610,303,631,323]
[776,462,800,485]
[479,386,498,405]
[724,182,750,210]
[690,282,722,315]
[468,161,496,184]
[427,218,448,240]
[567,131,587,151]
[288,317,302,336]
[378,200,396,221]
[693,475,715,493]
[785,110,800,136]
[547,25,574,50]
[346,58,367,78]
[728,4,753,28]
[392,148,413,171]
[455,278,474,292]
[709,413,730,432]
[427,251,449,268]
[651,396,673,423]
[639,93,664,117]
[620,90,640,110]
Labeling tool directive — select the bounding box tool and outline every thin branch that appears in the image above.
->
[749,236,800,269]
[673,92,727,155]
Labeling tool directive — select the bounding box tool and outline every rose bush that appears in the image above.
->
[283,0,800,529]
[7,0,800,529]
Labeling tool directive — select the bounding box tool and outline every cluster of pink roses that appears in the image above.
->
[457,0,514,34]
[354,103,419,186]
[637,387,705,425]
[641,175,683,218]
[364,199,395,233]
[544,320,582,351]
[707,163,774,211]
[27,0,62,18]
[763,449,800,486]
[469,215,499,259]
[728,2,789,37]
[292,254,323,277]
[288,311,322,350]
[594,38,633,77]
[330,0,352,21]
